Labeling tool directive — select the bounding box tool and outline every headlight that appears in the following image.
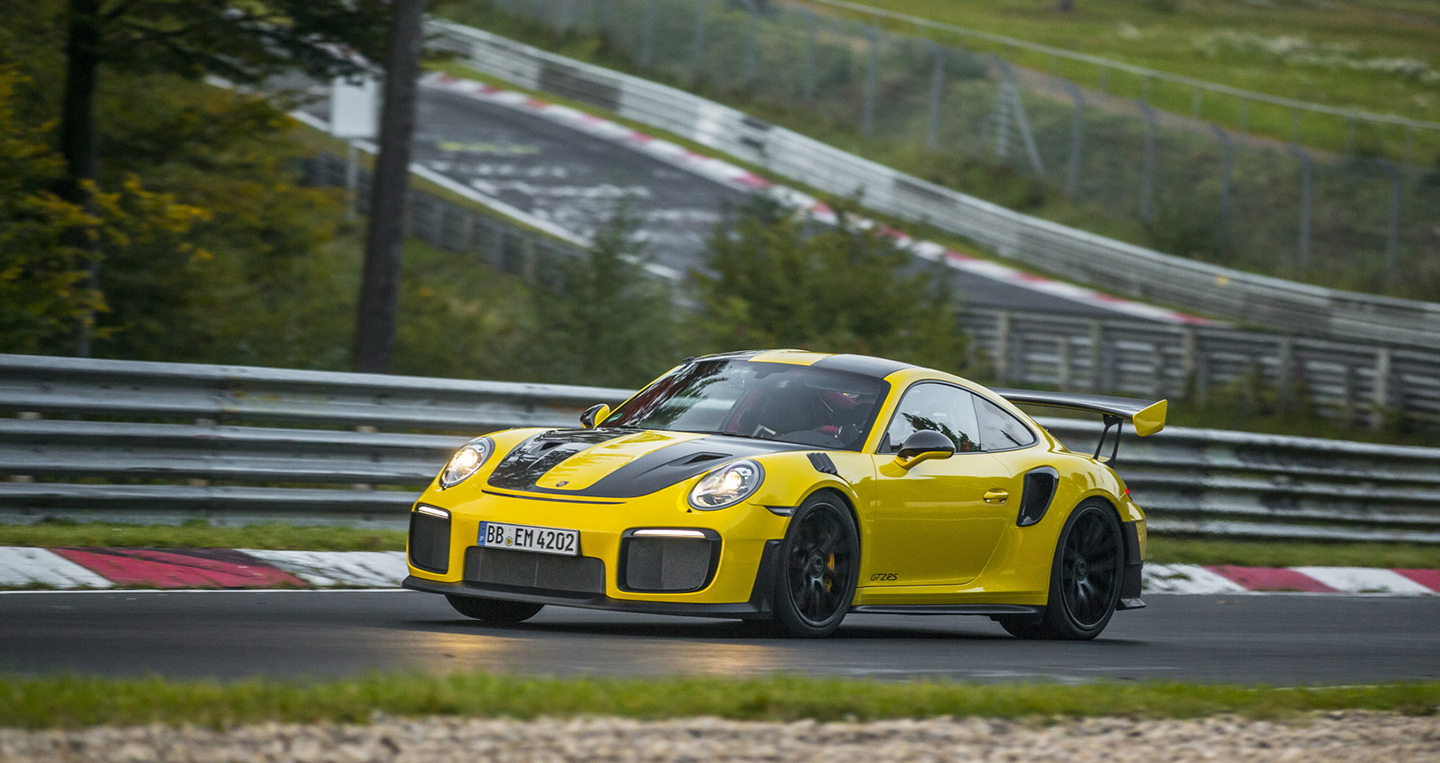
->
[688,459,765,510]
[439,438,494,489]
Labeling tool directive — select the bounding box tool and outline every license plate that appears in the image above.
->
[477,521,579,556]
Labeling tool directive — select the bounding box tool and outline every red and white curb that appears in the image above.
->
[0,548,1435,595]
[423,72,1218,327]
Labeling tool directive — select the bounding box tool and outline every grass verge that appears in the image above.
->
[0,673,1435,729]
[0,521,405,553]
[1,522,1434,569]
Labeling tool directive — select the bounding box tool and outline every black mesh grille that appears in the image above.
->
[464,547,605,595]
[408,510,451,574]
[621,537,717,593]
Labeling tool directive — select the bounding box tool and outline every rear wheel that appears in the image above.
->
[445,594,544,624]
[999,500,1122,640]
[770,493,860,638]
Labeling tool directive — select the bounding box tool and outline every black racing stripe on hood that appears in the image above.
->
[487,429,808,499]
[486,429,623,493]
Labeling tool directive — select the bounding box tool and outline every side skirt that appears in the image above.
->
[850,604,1043,616]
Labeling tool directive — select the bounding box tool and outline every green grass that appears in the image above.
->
[0,673,1435,729]
[811,0,1440,160]
[1147,536,1439,570]
[0,520,405,552]
[2,522,1434,569]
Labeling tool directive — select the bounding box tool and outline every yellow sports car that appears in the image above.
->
[403,350,1166,639]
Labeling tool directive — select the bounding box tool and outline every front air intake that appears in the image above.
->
[408,508,451,573]
[620,532,720,593]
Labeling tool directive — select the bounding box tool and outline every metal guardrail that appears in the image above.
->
[427,18,1440,350]
[296,153,1440,431]
[1,354,1437,542]
[961,309,1440,431]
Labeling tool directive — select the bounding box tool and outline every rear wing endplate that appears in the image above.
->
[993,389,1167,462]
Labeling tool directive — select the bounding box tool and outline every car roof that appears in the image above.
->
[691,349,921,381]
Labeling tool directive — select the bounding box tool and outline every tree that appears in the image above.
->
[525,205,678,387]
[692,197,968,372]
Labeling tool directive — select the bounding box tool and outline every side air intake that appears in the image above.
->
[1017,466,1059,527]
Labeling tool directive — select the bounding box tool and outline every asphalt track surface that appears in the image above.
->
[2,590,1436,685]
[406,87,1127,319]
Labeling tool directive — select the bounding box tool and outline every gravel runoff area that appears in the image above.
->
[2,713,1438,763]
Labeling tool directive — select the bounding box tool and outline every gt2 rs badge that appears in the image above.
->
[870,573,898,581]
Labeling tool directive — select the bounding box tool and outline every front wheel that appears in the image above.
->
[999,500,1123,641]
[769,493,860,638]
[446,594,544,624]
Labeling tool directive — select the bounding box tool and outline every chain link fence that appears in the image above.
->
[469,0,1440,301]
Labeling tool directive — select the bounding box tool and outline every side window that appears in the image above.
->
[976,396,1037,451]
[883,383,981,454]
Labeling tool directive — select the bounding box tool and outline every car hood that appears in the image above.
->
[486,427,810,499]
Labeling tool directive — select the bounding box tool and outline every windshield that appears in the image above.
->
[602,359,889,450]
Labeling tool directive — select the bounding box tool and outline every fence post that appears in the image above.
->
[995,61,1045,175]
[802,9,816,103]
[1181,327,1199,398]
[1276,337,1295,414]
[639,0,656,67]
[1288,144,1314,275]
[925,42,946,152]
[1210,124,1233,256]
[742,0,760,88]
[1137,100,1159,225]
[1057,336,1072,391]
[862,24,879,137]
[691,0,708,84]
[1062,81,1084,197]
[1382,160,1403,291]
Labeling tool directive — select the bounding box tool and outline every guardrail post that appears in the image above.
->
[1137,100,1159,225]
[995,310,1012,385]
[1288,144,1314,275]
[639,0,656,66]
[1382,160,1403,290]
[1063,81,1084,198]
[1181,327,1198,399]
[1277,337,1295,414]
[1088,319,1104,392]
[925,42,946,153]
[1057,336,1072,391]
[690,0,708,84]
[862,25,879,138]
[1210,124,1233,256]
[1372,348,1392,430]
[1152,342,1165,398]
[802,9,816,103]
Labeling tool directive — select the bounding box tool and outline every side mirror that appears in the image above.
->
[894,429,956,470]
[579,403,612,429]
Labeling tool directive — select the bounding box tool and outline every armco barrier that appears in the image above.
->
[1,354,1437,542]
[426,20,1440,351]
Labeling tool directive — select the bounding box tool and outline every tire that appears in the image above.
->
[445,594,544,624]
[999,500,1123,641]
[770,492,860,638]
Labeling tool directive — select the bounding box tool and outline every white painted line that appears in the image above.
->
[1290,567,1436,596]
[240,550,409,588]
[0,548,114,589]
[1142,563,1247,595]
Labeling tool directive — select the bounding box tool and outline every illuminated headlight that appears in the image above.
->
[688,459,764,510]
[438,438,494,489]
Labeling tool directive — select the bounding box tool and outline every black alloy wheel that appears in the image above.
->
[445,594,545,624]
[770,493,860,638]
[999,500,1122,640]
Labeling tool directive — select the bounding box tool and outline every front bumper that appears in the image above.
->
[404,539,779,619]
[405,485,789,609]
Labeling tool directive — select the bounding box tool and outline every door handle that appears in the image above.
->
[983,489,1009,504]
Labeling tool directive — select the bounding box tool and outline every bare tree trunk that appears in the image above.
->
[58,0,101,356]
[1055,0,1076,12]
[353,0,424,374]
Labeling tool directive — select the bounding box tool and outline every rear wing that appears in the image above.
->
[993,389,1167,462]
